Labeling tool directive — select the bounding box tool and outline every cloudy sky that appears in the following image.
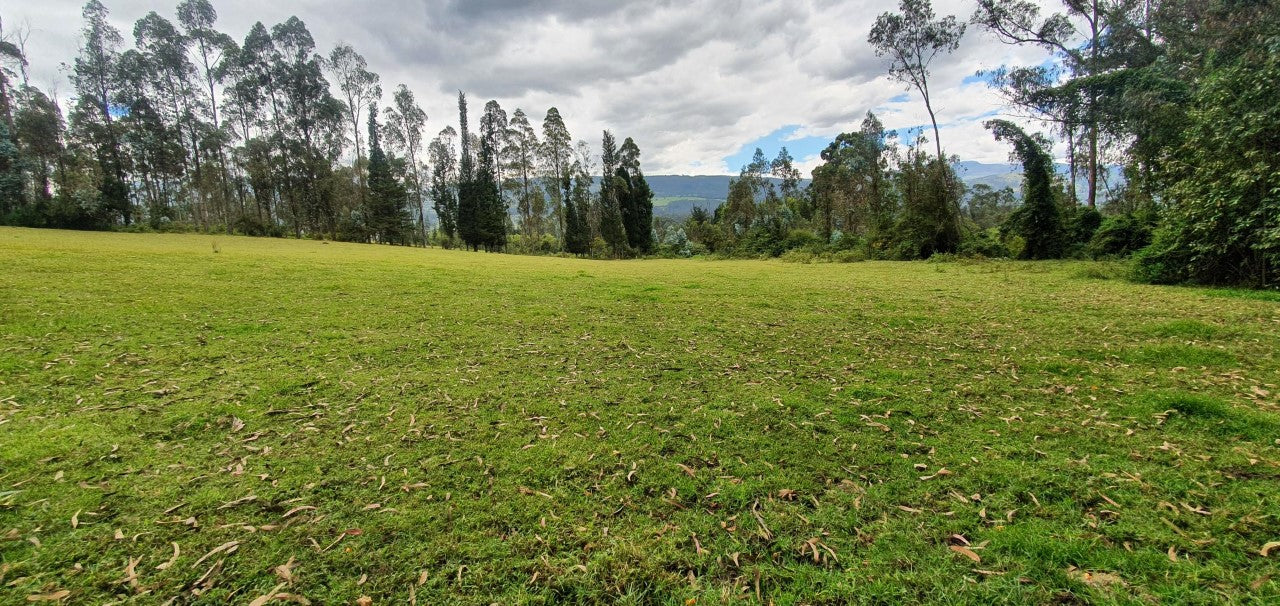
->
[10,0,1062,175]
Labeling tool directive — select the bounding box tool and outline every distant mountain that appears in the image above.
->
[645,175,809,218]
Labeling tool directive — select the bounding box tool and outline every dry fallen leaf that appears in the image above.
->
[248,583,288,606]
[949,545,981,563]
[1067,567,1124,589]
[155,542,180,570]
[25,590,70,602]
[1261,541,1280,557]
[274,556,298,583]
[355,596,372,606]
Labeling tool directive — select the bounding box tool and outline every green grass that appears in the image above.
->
[1,228,1278,605]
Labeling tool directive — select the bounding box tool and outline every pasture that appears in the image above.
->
[1,228,1277,604]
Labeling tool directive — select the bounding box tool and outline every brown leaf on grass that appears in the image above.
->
[248,583,288,606]
[118,556,142,591]
[919,468,953,481]
[155,542,180,570]
[1168,546,1178,562]
[1067,567,1124,588]
[217,494,257,510]
[70,510,80,529]
[25,590,70,602]
[897,506,922,514]
[355,596,372,606]
[282,506,316,519]
[416,570,429,586]
[274,556,298,583]
[1261,541,1280,557]
[677,463,696,477]
[191,541,239,569]
[777,489,797,500]
[691,533,707,556]
[949,545,981,563]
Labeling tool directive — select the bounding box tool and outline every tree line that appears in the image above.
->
[667,0,1276,288]
[0,1,655,257]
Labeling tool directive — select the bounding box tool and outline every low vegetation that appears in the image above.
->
[2,229,1278,604]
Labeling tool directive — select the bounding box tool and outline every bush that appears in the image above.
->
[781,228,822,253]
[1064,205,1103,245]
[1087,214,1153,258]
[959,228,1011,258]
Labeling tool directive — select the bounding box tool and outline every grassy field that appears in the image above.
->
[1,228,1278,605]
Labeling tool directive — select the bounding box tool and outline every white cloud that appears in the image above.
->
[12,0,1068,174]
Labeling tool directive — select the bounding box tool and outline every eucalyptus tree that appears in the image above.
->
[809,113,895,242]
[539,107,573,240]
[178,0,236,224]
[271,17,344,237]
[382,84,427,243]
[868,0,965,163]
[70,0,131,224]
[0,17,22,135]
[427,125,458,243]
[505,108,541,240]
[972,0,1151,208]
[327,43,380,199]
[133,11,208,225]
[14,87,66,204]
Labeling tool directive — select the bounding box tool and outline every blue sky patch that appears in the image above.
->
[722,125,833,172]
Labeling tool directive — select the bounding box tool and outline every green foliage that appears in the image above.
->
[0,122,24,215]
[1087,213,1152,258]
[364,105,412,245]
[1135,43,1280,287]
[987,119,1064,259]
[891,150,962,258]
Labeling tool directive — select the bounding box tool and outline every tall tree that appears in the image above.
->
[327,43,380,204]
[177,0,236,227]
[539,107,573,241]
[456,91,482,249]
[427,125,458,243]
[71,0,131,224]
[868,0,965,162]
[986,119,1063,259]
[365,103,410,244]
[505,108,541,240]
[972,0,1156,208]
[0,120,23,215]
[382,84,427,244]
[616,137,653,253]
[476,99,508,251]
[597,130,627,256]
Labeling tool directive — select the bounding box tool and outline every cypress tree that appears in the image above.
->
[366,104,411,244]
[456,92,481,250]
